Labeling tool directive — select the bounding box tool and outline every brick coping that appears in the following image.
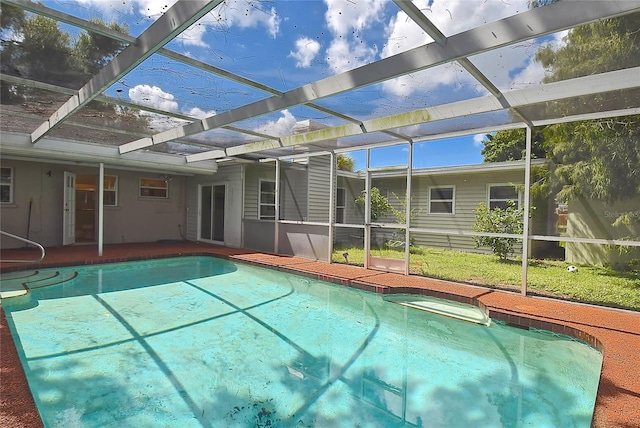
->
[1,242,639,427]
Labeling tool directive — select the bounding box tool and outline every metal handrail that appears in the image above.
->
[0,230,46,263]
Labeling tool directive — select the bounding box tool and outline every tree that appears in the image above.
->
[0,4,26,102]
[337,154,355,171]
[534,12,640,204]
[480,128,546,163]
[0,11,151,134]
[483,12,640,206]
[19,15,72,82]
[72,19,128,75]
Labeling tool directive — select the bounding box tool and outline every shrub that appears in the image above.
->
[472,201,525,260]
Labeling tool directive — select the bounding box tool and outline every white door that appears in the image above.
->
[63,171,76,245]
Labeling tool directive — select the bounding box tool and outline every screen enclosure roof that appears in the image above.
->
[1,0,639,175]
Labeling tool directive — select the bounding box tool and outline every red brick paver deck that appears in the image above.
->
[1,242,639,427]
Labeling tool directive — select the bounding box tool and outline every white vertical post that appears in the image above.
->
[274,159,280,254]
[405,142,413,276]
[328,152,336,263]
[98,162,104,257]
[364,149,371,270]
[520,126,533,295]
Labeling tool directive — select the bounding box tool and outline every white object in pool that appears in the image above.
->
[384,294,491,326]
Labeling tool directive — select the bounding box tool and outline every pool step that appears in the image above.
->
[384,294,491,326]
[26,271,78,289]
[0,270,79,299]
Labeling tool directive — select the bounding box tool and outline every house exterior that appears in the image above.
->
[1,151,556,262]
[565,197,640,268]
[0,159,189,248]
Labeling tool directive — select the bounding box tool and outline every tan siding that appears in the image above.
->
[244,164,275,220]
[307,156,331,222]
[281,164,307,221]
[338,176,365,224]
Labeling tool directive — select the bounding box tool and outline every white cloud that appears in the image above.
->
[72,0,137,20]
[289,37,321,68]
[136,0,177,18]
[129,84,179,112]
[473,133,486,147]
[322,0,384,73]
[254,110,297,137]
[73,0,280,48]
[187,107,216,119]
[326,38,378,74]
[211,1,281,38]
[176,24,209,48]
[380,0,534,96]
[324,0,385,36]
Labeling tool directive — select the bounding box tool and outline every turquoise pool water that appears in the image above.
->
[3,256,602,427]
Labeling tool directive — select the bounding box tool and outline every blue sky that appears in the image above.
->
[346,134,485,171]
[43,0,562,166]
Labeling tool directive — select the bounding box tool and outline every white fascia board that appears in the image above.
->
[1,132,217,174]
[367,159,549,179]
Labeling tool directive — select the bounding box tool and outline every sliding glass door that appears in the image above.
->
[199,184,225,243]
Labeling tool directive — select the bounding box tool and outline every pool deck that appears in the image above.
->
[1,241,639,428]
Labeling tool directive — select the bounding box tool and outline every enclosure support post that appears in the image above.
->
[98,162,104,257]
[328,152,336,263]
[520,126,533,296]
[364,149,371,270]
[404,142,413,276]
[274,159,280,255]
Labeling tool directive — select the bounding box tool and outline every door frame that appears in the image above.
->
[197,183,227,245]
[63,171,76,245]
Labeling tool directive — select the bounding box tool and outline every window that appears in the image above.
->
[336,188,346,223]
[259,180,276,220]
[0,167,13,203]
[488,184,520,210]
[429,186,454,214]
[139,178,169,198]
[103,175,118,206]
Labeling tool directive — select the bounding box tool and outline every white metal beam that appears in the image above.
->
[185,67,640,161]
[119,0,640,154]
[3,0,403,148]
[0,132,218,174]
[28,0,224,143]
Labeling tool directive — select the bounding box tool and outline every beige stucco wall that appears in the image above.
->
[0,159,188,248]
[566,198,640,268]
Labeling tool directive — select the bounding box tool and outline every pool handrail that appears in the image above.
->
[0,230,46,263]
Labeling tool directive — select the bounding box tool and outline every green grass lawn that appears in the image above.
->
[333,246,640,311]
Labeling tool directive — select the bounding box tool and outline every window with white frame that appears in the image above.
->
[103,175,118,206]
[336,188,346,223]
[139,178,169,198]
[488,184,520,210]
[0,167,13,204]
[259,179,276,220]
[429,186,455,214]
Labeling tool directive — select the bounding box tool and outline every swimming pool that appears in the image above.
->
[3,256,602,427]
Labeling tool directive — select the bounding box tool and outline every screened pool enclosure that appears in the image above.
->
[1,0,639,301]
